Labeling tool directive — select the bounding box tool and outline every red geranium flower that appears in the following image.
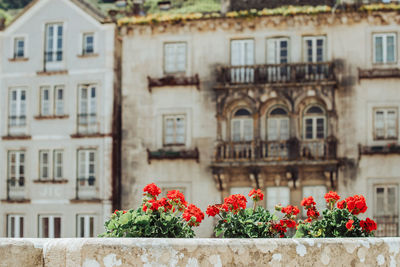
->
[301,196,316,208]
[223,194,247,213]
[281,205,300,216]
[206,205,220,217]
[182,204,205,227]
[360,218,377,233]
[337,200,346,209]
[324,191,340,203]
[143,183,161,197]
[142,199,160,212]
[249,189,264,202]
[167,190,188,210]
[346,219,354,230]
[345,195,367,215]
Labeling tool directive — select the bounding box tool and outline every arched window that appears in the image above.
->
[267,107,290,141]
[231,108,253,142]
[303,105,326,140]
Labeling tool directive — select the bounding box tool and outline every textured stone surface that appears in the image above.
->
[0,238,399,266]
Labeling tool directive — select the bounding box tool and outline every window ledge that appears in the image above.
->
[359,144,400,156]
[2,135,32,140]
[147,74,200,92]
[37,70,68,76]
[34,115,69,120]
[33,179,68,184]
[8,57,29,62]
[358,67,400,80]
[70,198,102,204]
[71,133,112,139]
[1,199,30,204]
[77,53,99,58]
[147,148,199,164]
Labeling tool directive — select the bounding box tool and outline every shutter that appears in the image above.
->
[243,119,253,141]
[55,88,64,116]
[78,151,86,179]
[375,111,385,139]
[267,118,278,141]
[375,36,383,63]
[316,38,325,62]
[231,40,241,66]
[387,186,397,215]
[230,187,253,208]
[305,118,314,139]
[244,40,254,65]
[316,118,325,139]
[232,120,241,142]
[387,110,397,138]
[176,43,186,72]
[20,90,26,117]
[10,91,17,117]
[164,117,174,144]
[175,116,185,144]
[375,187,385,216]
[89,87,96,124]
[386,35,395,63]
[266,39,277,64]
[164,44,175,73]
[280,118,290,140]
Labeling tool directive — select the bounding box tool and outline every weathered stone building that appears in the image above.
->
[0,0,121,237]
[120,5,400,236]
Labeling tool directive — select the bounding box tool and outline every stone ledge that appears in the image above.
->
[0,238,399,266]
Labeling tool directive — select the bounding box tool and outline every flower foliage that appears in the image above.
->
[100,183,204,238]
[207,189,299,238]
[295,192,377,238]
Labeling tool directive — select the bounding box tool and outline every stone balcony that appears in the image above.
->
[215,62,336,89]
[2,238,400,266]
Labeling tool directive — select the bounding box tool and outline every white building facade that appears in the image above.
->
[0,0,120,238]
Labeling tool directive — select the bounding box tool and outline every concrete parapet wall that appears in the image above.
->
[1,238,399,266]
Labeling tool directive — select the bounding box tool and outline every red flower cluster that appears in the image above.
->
[206,205,221,217]
[281,219,297,229]
[249,189,264,202]
[324,191,340,203]
[272,221,288,238]
[337,200,346,209]
[281,205,300,217]
[360,218,377,233]
[346,219,354,230]
[301,196,319,222]
[167,190,188,210]
[143,183,161,197]
[222,194,247,213]
[346,195,368,215]
[142,199,160,212]
[183,204,205,227]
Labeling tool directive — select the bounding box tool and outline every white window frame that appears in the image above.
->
[39,150,50,180]
[45,23,63,63]
[40,86,51,116]
[77,149,96,187]
[54,86,64,116]
[302,185,327,217]
[77,214,95,237]
[78,85,97,134]
[7,214,24,238]
[164,42,187,74]
[82,33,95,55]
[374,184,398,217]
[373,107,398,140]
[266,37,290,64]
[303,36,326,63]
[53,150,63,180]
[303,116,326,140]
[8,151,25,191]
[267,108,290,141]
[38,215,61,238]
[231,118,253,142]
[266,187,290,212]
[13,37,25,59]
[373,33,397,64]
[163,114,186,146]
[9,88,26,128]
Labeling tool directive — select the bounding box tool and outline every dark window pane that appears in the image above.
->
[54,217,61,238]
[234,109,251,116]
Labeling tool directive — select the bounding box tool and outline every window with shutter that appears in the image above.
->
[163,115,186,145]
[231,39,254,83]
[39,215,61,238]
[303,106,326,140]
[39,150,50,180]
[9,89,26,127]
[55,86,64,116]
[78,150,96,187]
[7,215,24,238]
[374,108,398,140]
[231,108,253,142]
[78,85,97,133]
[77,215,95,237]
[164,43,187,73]
[373,33,396,64]
[40,87,51,116]
[303,36,326,63]
[8,151,25,190]
[54,150,63,180]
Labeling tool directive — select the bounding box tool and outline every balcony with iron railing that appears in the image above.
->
[216,62,336,87]
[214,138,337,163]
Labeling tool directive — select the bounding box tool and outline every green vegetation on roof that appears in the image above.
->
[144,0,221,14]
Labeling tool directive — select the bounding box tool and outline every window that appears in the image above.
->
[39,215,61,238]
[78,150,96,187]
[9,88,26,127]
[374,33,396,64]
[267,107,290,141]
[266,187,290,212]
[8,151,25,199]
[374,185,398,237]
[163,115,186,145]
[231,108,253,142]
[303,36,326,63]
[83,33,94,55]
[40,87,51,116]
[231,39,254,83]
[266,38,289,64]
[14,37,25,59]
[303,106,326,140]
[230,187,253,208]
[55,86,64,116]
[39,150,50,180]
[77,215,95,237]
[302,185,326,217]
[7,215,24,238]
[39,150,63,180]
[78,85,97,134]
[374,108,398,140]
[164,43,186,73]
[45,23,63,63]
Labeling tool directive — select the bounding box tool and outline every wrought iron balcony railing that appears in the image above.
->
[216,62,335,86]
